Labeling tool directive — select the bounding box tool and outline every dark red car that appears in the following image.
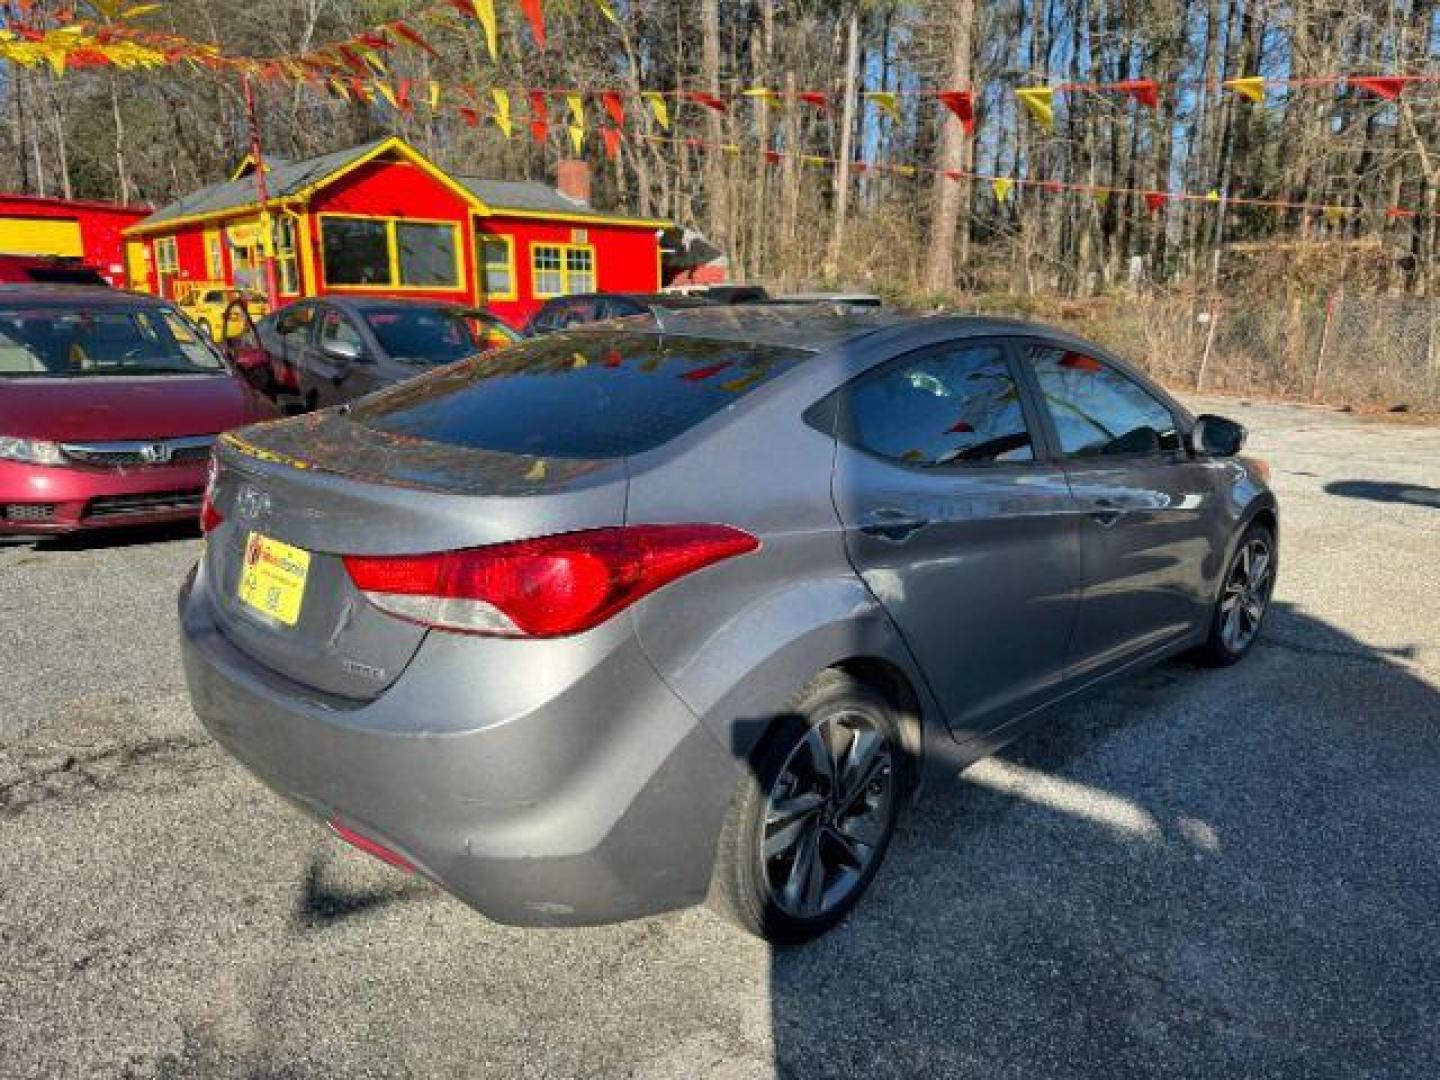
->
[0,286,276,536]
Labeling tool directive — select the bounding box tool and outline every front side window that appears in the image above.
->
[840,343,1034,467]
[1028,346,1180,458]
[276,304,316,344]
[531,243,596,298]
[320,309,364,350]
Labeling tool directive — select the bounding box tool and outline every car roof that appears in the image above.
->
[578,304,1123,357]
[548,292,713,308]
[0,285,166,306]
[305,295,475,312]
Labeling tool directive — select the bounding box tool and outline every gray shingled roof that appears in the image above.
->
[135,140,392,229]
[135,139,665,231]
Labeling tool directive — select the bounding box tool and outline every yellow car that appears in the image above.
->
[176,284,269,342]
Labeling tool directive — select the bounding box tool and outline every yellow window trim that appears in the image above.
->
[476,231,517,302]
[530,241,597,300]
[317,212,467,293]
[153,235,179,274]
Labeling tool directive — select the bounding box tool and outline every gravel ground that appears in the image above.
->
[1,396,1437,1079]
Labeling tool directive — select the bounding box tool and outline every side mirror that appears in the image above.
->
[321,338,363,364]
[1192,414,1247,457]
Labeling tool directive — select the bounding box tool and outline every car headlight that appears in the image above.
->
[0,436,67,466]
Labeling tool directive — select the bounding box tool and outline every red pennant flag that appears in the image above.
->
[348,78,370,103]
[357,32,391,51]
[1041,179,1064,193]
[685,90,728,113]
[1116,79,1160,109]
[337,45,368,75]
[519,0,546,48]
[1352,76,1405,101]
[1385,206,1416,219]
[390,22,441,59]
[601,127,621,159]
[458,107,480,127]
[762,148,782,164]
[797,90,829,110]
[935,90,975,135]
[395,77,413,113]
[601,91,625,127]
[528,90,548,123]
[851,162,869,175]
[1144,191,1168,215]
[944,169,964,181]
[530,119,549,144]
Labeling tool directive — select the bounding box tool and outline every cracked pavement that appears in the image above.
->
[1,396,1437,1078]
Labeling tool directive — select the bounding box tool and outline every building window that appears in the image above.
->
[154,236,179,274]
[531,242,597,298]
[396,222,457,287]
[478,234,515,300]
[275,216,299,295]
[320,215,461,290]
[203,230,223,280]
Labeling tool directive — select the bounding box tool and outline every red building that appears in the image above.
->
[0,193,152,287]
[125,136,669,327]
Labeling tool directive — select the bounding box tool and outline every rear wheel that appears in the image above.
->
[711,670,903,945]
[1197,521,1276,666]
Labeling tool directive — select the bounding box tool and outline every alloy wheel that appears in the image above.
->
[1220,535,1273,652]
[761,709,895,920]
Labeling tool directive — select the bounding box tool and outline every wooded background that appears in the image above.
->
[3,0,1439,309]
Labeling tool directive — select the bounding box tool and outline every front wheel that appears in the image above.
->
[711,670,903,945]
[1197,521,1276,666]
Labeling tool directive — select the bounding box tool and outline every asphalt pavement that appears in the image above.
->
[1,396,1437,1079]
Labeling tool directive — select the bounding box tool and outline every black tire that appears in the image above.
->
[1196,520,1277,667]
[710,669,904,945]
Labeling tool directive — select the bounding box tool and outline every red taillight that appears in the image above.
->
[328,820,415,873]
[199,459,223,534]
[343,524,760,638]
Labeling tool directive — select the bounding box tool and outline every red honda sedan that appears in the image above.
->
[0,286,276,536]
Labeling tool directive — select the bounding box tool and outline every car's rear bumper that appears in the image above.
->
[0,459,206,534]
[178,562,743,927]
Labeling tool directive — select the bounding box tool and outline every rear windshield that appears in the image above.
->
[348,331,810,458]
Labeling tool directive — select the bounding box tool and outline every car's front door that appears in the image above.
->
[305,307,379,407]
[1020,342,1220,682]
[830,338,1084,742]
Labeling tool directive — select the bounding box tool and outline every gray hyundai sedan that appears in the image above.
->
[180,305,1277,944]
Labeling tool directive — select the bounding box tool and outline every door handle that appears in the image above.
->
[1088,498,1124,527]
[860,508,930,542]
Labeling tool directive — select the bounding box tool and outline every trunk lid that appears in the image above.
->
[204,410,628,700]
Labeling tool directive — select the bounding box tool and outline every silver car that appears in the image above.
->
[180,305,1277,944]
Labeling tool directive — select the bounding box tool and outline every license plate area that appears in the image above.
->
[237,531,310,627]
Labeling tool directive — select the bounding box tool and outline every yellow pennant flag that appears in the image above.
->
[721,143,741,156]
[1323,205,1347,226]
[1016,86,1054,131]
[428,81,441,109]
[1224,76,1265,104]
[566,92,585,127]
[1094,190,1110,208]
[743,87,782,110]
[373,81,399,109]
[472,0,498,61]
[594,0,618,23]
[865,91,900,120]
[801,154,829,166]
[891,164,917,178]
[568,124,585,154]
[1206,189,1221,203]
[992,177,1015,203]
[491,88,513,138]
[642,91,670,130]
[357,45,387,76]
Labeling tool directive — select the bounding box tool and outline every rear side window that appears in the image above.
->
[348,331,810,459]
[1028,346,1180,457]
[839,342,1035,467]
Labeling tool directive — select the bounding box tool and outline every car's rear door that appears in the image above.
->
[829,337,1083,742]
[1018,341,1219,681]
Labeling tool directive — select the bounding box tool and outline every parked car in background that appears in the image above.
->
[183,305,1277,944]
[0,286,275,536]
[770,290,883,307]
[238,296,520,412]
[0,254,109,287]
[524,291,714,335]
[663,284,771,305]
[175,284,268,341]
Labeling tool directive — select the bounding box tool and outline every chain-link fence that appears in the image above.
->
[1070,292,1440,412]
